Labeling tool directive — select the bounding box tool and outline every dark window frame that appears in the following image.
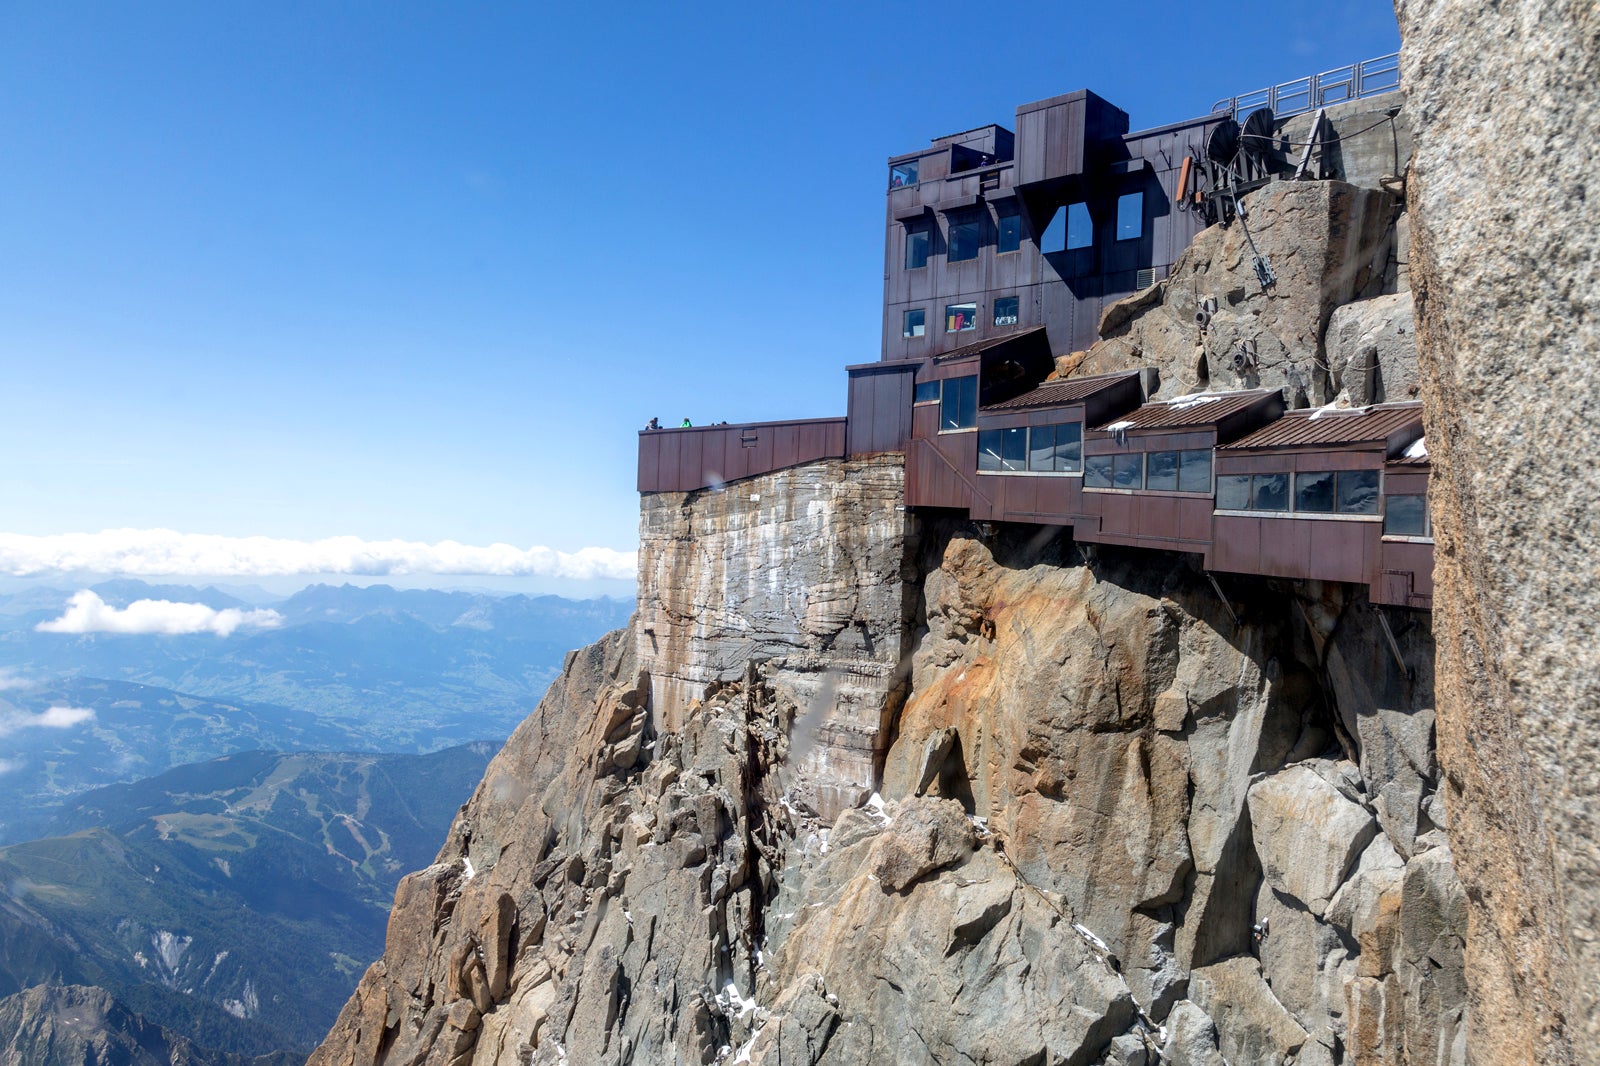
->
[939,375,978,433]
[992,295,1019,328]
[905,225,930,270]
[1116,191,1144,241]
[890,161,919,188]
[947,217,981,263]
[913,379,940,405]
[944,302,978,333]
[1066,202,1093,250]
[902,308,926,339]
[1383,493,1431,537]
[996,209,1022,254]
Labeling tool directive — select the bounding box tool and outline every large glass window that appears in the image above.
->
[1067,202,1093,249]
[948,218,980,262]
[1041,207,1066,253]
[1028,425,1055,471]
[1337,469,1381,514]
[906,225,930,269]
[891,161,919,188]
[1053,423,1083,472]
[1384,494,1430,536]
[1085,454,1114,488]
[939,375,977,431]
[914,379,940,404]
[1145,451,1180,491]
[1295,470,1336,512]
[1179,450,1211,493]
[1117,192,1144,240]
[993,296,1019,327]
[945,303,978,332]
[997,210,1022,253]
[1113,453,1144,489]
[1217,474,1252,510]
[903,309,925,338]
[1252,473,1289,511]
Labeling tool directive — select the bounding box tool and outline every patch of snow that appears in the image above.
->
[625,910,634,924]
[720,980,758,1021]
[864,793,890,825]
[968,815,990,836]
[1404,435,1428,458]
[132,951,149,969]
[1162,394,1223,409]
[461,856,476,881]
[1103,420,1137,432]
[152,930,192,973]
[1307,401,1364,420]
[1073,922,1111,956]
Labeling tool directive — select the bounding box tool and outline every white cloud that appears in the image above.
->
[0,529,637,582]
[0,704,96,737]
[37,590,284,637]
[0,758,22,774]
[0,669,31,692]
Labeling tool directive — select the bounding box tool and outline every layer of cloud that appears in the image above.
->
[0,529,637,582]
[0,704,96,737]
[37,590,284,637]
[0,669,31,692]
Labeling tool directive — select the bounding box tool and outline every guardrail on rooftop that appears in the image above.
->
[1210,52,1400,120]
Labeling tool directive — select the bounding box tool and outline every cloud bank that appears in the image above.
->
[38,590,284,637]
[0,704,96,737]
[0,529,637,582]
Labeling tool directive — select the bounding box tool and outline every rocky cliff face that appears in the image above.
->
[1397,1,1600,1062]
[311,465,1463,1065]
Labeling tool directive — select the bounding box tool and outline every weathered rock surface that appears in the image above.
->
[1399,1,1600,1061]
[637,456,914,821]
[1325,292,1420,406]
[1084,180,1401,403]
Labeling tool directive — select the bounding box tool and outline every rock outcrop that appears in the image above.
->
[1398,0,1600,1062]
[311,497,1463,1065]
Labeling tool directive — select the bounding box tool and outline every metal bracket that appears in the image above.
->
[1206,573,1239,628]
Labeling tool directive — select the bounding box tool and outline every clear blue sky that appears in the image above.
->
[0,2,1400,581]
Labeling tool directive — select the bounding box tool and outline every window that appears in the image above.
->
[1053,423,1083,472]
[1067,202,1093,249]
[1295,471,1336,512]
[1086,454,1114,488]
[914,379,941,404]
[997,210,1022,253]
[1028,425,1055,471]
[978,427,1027,471]
[1145,451,1180,491]
[891,161,919,188]
[1252,473,1289,510]
[948,218,980,262]
[1385,494,1430,536]
[993,296,1019,327]
[1041,207,1066,253]
[906,225,930,269]
[1179,450,1211,493]
[1337,469,1381,514]
[1113,453,1144,489]
[1217,474,1252,510]
[939,375,977,431]
[1117,192,1144,240]
[903,309,926,338]
[945,302,978,332]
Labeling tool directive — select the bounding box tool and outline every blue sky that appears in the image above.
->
[0,2,1400,590]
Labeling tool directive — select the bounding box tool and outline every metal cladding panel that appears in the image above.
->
[1091,390,1279,432]
[1137,495,1183,540]
[1258,519,1313,579]
[1211,515,1264,575]
[637,419,847,493]
[1216,449,1383,474]
[1305,521,1375,584]
[1386,470,1430,495]
[1378,540,1435,603]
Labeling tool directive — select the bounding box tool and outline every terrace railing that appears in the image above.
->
[1210,52,1401,120]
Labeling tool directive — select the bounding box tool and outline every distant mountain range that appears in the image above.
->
[0,743,494,1059]
[0,579,630,837]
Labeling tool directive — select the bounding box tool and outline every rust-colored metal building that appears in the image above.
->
[636,59,1430,610]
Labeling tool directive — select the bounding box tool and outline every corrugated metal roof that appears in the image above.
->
[931,326,1047,362]
[1090,389,1279,432]
[983,370,1141,410]
[1220,402,1423,451]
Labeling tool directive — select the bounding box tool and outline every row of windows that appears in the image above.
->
[1217,470,1381,515]
[913,374,979,431]
[1086,450,1213,493]
[978,423,1084,473]
[903,296,1020,337]
[905,193,1143,269]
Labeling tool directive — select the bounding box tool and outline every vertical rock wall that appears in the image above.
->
[1398,2,1600,1062]
[636,456,914,821]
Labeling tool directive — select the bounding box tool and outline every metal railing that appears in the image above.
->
[1210,52,1400,119]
